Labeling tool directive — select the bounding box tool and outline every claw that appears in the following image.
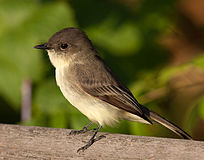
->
[70,123,105,152]
[69,122,93,135]
[77,134,106,152]
[77,139,94,152]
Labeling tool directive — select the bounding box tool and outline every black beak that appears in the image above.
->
[34,43,50,50]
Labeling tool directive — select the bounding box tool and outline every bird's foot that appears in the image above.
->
[69,122,94,135]
[77,135,106,152]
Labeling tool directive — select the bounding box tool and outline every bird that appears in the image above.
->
[34,27,192,152]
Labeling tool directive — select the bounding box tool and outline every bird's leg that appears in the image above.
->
[69,122,93,135]
[77,124,105,152]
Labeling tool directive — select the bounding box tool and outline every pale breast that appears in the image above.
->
[55,67,149,126]
[55,67,123,126]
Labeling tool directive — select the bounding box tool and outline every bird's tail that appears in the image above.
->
[149,111,192,140]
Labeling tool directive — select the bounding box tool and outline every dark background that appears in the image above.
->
[0,0,204,140]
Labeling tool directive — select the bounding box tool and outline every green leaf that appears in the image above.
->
[0,0,37,35]
[198,97,204,119]
[192,54,204,69]
[86,20,142,56]
[0,0,76,108]
[34,78,68,113]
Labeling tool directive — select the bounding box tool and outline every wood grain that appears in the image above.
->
[0,124,203,160]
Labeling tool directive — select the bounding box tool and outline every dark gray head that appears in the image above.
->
[34,27,95,67]
[34,27,93,54]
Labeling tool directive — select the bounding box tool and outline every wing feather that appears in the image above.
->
[79,79,151,123]
[72,56,151,124]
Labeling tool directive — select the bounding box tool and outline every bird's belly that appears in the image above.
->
[61,84,122,126]
[55,68,149,126]
[56,68,121,126]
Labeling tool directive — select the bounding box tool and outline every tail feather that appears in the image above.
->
[149,111,192,140]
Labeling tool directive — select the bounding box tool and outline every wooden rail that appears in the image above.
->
[0,124,203,160]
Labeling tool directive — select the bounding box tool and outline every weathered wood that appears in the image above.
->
[0,124,203,160]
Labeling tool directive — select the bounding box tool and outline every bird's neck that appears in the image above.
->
[47,50,75,68]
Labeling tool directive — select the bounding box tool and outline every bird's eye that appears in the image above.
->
[60,43,69,50]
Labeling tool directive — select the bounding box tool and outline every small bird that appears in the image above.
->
[34,27,192,152]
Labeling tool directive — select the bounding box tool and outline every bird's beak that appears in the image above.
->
[34,43,50,50]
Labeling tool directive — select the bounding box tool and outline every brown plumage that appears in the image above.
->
[34,27,192,152]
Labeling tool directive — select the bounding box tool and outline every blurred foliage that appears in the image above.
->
[0,0,204,140]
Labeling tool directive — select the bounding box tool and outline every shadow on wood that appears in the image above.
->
[0,124,203,160]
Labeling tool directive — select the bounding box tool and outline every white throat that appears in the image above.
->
[47,49,73,68]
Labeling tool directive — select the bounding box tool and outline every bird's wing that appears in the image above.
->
[73,56,151,124]
[78,79,151,123]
